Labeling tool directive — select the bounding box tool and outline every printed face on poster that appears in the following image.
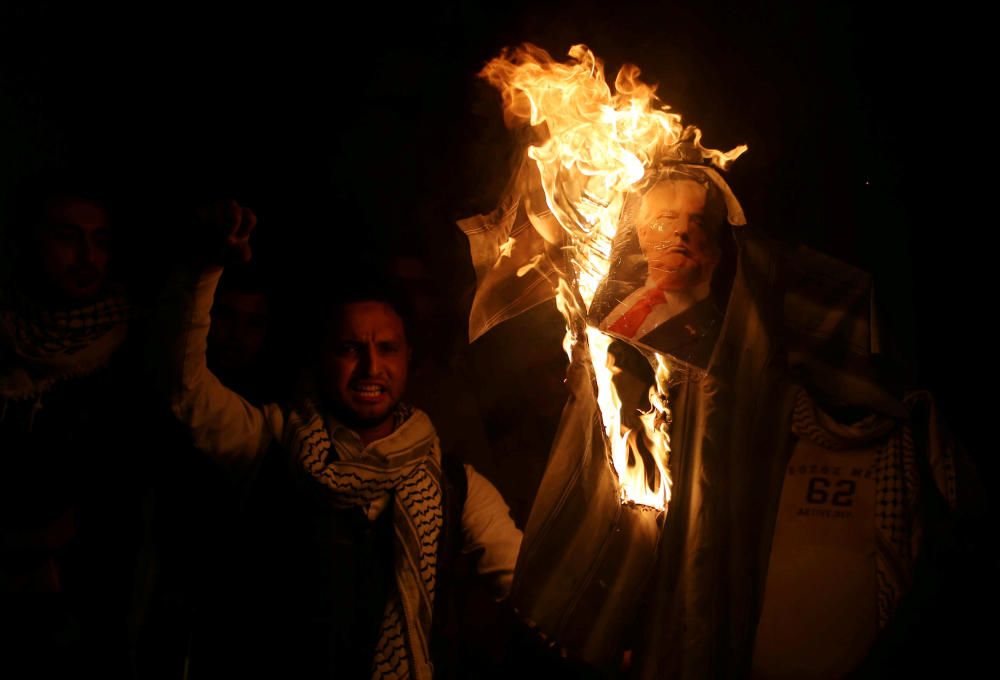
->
[588,166,730,371]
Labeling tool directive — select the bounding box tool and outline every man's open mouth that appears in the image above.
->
[351,383,388,401]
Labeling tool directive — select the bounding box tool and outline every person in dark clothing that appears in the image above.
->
[137,264,280,680]
[159,201,522,679]
[0,178,152,677]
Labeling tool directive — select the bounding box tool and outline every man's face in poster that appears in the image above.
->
[636,179,719,294]
[590,174,727,368]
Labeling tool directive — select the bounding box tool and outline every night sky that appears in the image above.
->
[2,3,994,500]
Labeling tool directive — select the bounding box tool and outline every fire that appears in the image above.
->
[587,326,673,508]
[482,44,743,510]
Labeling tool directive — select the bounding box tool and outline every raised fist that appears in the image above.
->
[197,199,257,265]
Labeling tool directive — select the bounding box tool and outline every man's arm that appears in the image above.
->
[158,201,281,467]
[167,265,279,464]
[461,465,523,598]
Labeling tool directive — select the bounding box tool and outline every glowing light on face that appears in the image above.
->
[322,302,410,443]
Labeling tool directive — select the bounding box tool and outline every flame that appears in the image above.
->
[483,44,743,510]
[587,326,673,508]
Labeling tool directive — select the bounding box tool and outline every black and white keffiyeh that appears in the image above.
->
[285,401,443,680]
[0,292,131,399]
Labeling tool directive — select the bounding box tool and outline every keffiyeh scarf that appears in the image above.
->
[285,400,444,680]
[0,292,131,399]
[790,388,932,628]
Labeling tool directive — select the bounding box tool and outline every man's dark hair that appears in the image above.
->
[319,279,415,346]
[7,169,112,233]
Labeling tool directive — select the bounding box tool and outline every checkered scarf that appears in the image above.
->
[284,400,443,680]
[0,292,131,399]
[790,388,960,629]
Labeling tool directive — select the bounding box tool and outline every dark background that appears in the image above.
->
[2,0,995,651]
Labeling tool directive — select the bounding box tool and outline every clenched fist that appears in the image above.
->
[196,199,257,265]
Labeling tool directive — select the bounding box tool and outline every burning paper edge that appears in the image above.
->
[587,326,673,510]
[555,278,671,511]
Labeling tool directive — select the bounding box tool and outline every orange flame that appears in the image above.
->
[483,44,743,510]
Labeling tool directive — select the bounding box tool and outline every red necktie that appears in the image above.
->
[608,287,666,338]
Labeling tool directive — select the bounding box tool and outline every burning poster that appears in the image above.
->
[459,43,747,670]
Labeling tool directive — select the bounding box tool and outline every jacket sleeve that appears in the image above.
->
[461,464,523,599]
[165,266,281,466]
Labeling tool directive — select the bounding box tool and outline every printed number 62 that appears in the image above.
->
[806,477,856,507]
